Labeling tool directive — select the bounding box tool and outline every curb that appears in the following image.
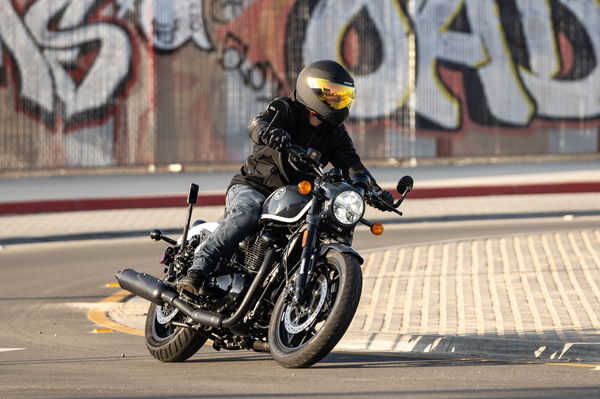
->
[0,193,224,215]
[2,181,600,215]
[338,332,600,363]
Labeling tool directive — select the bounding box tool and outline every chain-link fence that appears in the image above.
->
[1,0,599,173]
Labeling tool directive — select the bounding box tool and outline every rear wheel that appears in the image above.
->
[268,250,362,368]
[145,302,207,362]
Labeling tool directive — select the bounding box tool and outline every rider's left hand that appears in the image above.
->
[372,188,395,211]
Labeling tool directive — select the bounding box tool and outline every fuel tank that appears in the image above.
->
[260,185,311,224]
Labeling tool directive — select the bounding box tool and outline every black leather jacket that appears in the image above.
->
[229,96,374,197]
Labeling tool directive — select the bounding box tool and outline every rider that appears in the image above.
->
[177,59,395,295]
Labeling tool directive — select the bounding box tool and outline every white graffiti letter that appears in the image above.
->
[410,0,487,129]
[24,0,132,121]
[139,0,213,51]
[0,0,54,113]
[515,0,560,78]
[465,0,534,125]
[519,0,600,119]
[303,0,410,119]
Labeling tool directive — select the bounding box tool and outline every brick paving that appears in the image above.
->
[350,230,600,343]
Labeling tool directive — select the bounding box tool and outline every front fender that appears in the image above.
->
[318,243,364,265]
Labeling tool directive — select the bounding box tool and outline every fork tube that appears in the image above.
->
[294,196,320,303]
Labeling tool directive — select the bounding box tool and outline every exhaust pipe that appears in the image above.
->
[115,269,167,305]
[116,248,275,330]
[115,269,224,327]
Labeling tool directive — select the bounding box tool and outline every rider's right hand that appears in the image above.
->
[262,128,291,150]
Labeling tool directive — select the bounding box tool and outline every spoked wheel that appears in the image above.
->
[268,250,362,368]
[145,302,207,362]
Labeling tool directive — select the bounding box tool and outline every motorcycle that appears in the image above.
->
[116,139,413,368]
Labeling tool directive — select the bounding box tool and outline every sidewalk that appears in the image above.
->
[2,160,600,363]
[1,160,599,214]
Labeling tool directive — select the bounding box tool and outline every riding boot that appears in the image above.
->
[176,270,207,296]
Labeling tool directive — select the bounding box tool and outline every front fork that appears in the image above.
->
[293,196,321,303]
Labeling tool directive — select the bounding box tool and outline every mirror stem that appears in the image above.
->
[180,183,199,255]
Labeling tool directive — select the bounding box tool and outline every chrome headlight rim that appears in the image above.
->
[331,190,365,226]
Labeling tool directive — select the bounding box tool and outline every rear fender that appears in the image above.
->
[176,222,219,245]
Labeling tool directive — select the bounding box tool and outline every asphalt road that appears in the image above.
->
[1,217,600,398]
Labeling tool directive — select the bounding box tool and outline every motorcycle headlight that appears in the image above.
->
[332,190,364,225]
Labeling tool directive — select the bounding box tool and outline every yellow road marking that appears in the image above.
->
[105,282,120,287]
[92,328,114,333]
[87,289,144,337]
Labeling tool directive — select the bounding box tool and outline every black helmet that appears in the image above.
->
[295,60,356,127]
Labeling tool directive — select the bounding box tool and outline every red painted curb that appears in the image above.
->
[0,193,225,215]
[1,182,598,215]
[406,181,600,198]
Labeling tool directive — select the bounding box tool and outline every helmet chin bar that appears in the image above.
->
[307,108,325,127]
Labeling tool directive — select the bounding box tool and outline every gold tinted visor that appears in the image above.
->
[306,77,355,110]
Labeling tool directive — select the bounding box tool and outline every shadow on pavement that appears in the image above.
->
[187,350,526,369]
[316,351,526,369]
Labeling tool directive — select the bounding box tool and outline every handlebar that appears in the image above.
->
[364,189,404,216]
[282,142,325,178]
[280,142,405,215]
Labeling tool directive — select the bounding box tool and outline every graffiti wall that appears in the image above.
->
[1,0,599,172]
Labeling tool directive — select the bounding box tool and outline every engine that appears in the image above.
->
[203,273,247,312]
[240,232,270,272]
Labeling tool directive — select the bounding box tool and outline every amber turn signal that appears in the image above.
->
[370,222,384,236]
[298,180,312,195]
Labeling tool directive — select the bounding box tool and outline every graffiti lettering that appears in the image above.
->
[1,0,599,171]
[464,0,536,127]
[304,0,411,119]
[219,32,284,100]
[410,0,486,129]
[305,0,600,129]
[0,0,132,127]
[211,0,245,24]
[139,0,213,51]
[519,0,600,120]
[0,0,54,116]
[4,0,599,131]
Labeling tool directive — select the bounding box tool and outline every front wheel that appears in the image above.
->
[145,302,207,362]
[268,250,362,368]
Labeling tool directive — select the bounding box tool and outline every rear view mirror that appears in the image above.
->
[187,183,199,205]
[397,176,413,194]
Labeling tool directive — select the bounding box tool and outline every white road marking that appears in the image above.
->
[0,348,25,353]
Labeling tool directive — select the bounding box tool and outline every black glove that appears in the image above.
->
[369,189,395,211]
[262,128,290,150]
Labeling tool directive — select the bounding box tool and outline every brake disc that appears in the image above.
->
[156,304,179,324]
[283,275,328,334]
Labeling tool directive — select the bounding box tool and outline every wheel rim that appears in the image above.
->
[276,263,340,350]
[151,304,181,341]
